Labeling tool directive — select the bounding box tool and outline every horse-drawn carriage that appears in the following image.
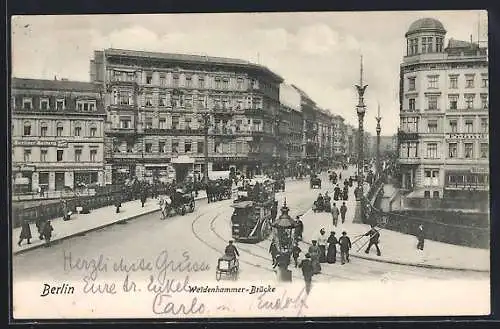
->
[313,194,331,213]
[274,178,285,192]
[159,189,195,219]
[207,179,233,202]
[216,255,239,281]
[310,175,322,189]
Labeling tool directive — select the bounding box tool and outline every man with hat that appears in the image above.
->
[317,228,328,263]
[364,224,381,256]
[338,231,352,265]
[225,240,240,261]
[416,224,425,251]
[298,253,313,295]
[308,240,321,274]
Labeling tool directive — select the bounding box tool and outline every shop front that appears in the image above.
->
[444,166,489,199]
[171,155,195,183]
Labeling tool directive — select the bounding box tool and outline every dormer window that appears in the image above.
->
[22,98,32,110]
[421,37,433,53]
[436,37,444,52]
[56,98,65,111]
[40,98,49,110]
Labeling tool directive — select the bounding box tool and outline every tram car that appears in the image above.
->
[231,177,278,243]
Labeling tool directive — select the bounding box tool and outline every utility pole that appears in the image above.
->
[376,103,382,181]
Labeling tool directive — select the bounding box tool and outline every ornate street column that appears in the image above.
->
[376,103,382,181]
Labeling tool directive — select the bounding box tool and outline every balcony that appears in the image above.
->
[446,107,488,114]
[398,157,421,165]
[106,127,136,135]
[108,78,138,88]
[108,104,137,112]
[398,131,419,141]
[444,132,488,141]
[142,128,205,136]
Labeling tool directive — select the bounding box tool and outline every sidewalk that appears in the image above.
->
[301,182,490,272]
[13,190,208,255]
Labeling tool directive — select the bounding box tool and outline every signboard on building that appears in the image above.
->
[471,167,489,174]
[446,133,488,140]
[13,140,69,147]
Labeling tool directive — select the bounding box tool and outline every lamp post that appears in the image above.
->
[354,55,368,223]
[271,199,296,282]
[375,103,382,181]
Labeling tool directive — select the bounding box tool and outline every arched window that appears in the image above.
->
[56,122,64,137]
[23,121,31,136]
[40,122,48,137]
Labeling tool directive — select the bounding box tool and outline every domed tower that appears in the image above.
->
[405,18,446,56]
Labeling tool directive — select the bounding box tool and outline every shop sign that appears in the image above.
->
[446,133,488,140]
[15,140,58,147]
[471,167,489,174]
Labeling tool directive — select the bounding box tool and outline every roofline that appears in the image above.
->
[102,48,284,83]
[11,77,99,92]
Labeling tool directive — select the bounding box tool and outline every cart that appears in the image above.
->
[216,255,239,281]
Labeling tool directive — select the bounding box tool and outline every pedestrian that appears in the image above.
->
[331,202,339,227]
[338,231,352,265]
[115,193,122,214]
[269,241,279,266]
[364,224,382,256]
[35,215,46,240]
[18,218,32,246]
[299,253,313,295]
[294,216,304,241]
[416,224,425,251]
[333,185,340,201]
[340,202,347,224]
[343,186,349,201]
[326,231,337,264]
[292,242,302,268]
[43,220,54,247]
[308,240,321,274]
[317,229,327,263]
[140,189,147,207]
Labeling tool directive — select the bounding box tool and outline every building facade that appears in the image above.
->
[11,78,106,193]
[398,18,489,198]
[332,114,347,161]
[279,83,303,162]
[90,49,283,183]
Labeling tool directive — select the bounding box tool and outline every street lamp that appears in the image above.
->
[354,55,368,224]
[271,199,295,282]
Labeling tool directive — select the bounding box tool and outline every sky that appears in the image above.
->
[11,10,488,135]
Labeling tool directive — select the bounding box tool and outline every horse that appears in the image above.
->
[159,196,172,220]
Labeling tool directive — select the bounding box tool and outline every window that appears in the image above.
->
[215,77,221,89]
[40,99,49,110]
[424,170,439,186]
[449,76,458,89]
[426,143,438,158]
[449,95,458,110]
[197,141,204,154]
[40,125,48,136]
[481,94,488,109]
[145,94,153,107]
[159,74,166,86]
[173,74,179,87]
[185,95,193,108]
[480,143,488,158]
[464,143,473,158]
[75,126,81,136]
[159,118,166,129]
[427,119,438,133]
[409,38,418,55]
[465,119,474,133]
[427,96,438,110]
[40,150,48,162]
[120,118,131,129]
[56,125,63,137]
[237,78,244,90]
[480,118,488,133]
[57,150,64,162]
[482,77,488,88]
[127,141,134,153]
[90,149,97,162]
[433,191,440,199]
[408,142,418,157]
[449,120,457,133]
[159,142,165,153]
[24,149,31,162]
[236,141,243,153]
[74,148,82,162]
[146,73,153,85]
[422,37,433,53]
[159,94,167,107]
[222,78,229,89]
[172,141,179,153]
[436,37,444,52]
[23,98,32,110]
[185,76,192,88]
[408,77,416,91]
[449,143,457,158]
[23,122,31,136]
[185,117,192,130]
[145,117,153,129]
[77,100,97,111]
[408,98,416,111]
[172,117,179,130]
[465,75,475,88]
[90,127,97,137]
[145,143,152,153]
[198,77,205,89]
[428,76,438,89]
[56,99,65,110]
[185,140,192,153]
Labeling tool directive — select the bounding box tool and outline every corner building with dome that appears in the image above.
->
[398,18,489,200]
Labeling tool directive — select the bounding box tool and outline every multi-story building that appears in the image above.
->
[317,108,333,166]
[279,83,303,162]
[332,114,347,161]
[90,49,283,183]
[11,78,106,193]
[346,124,356,162]
[398,18,488,198]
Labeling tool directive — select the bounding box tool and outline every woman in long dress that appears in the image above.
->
[308,240,322,274]
[326,231,338,264]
